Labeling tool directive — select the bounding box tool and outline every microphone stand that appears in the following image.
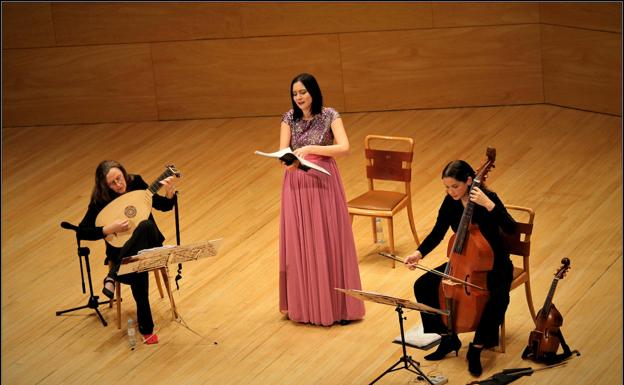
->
[56,222,110,326]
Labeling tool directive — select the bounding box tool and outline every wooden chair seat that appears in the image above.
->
[347,190,407,213]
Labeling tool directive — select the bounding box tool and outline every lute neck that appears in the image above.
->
[147,168,176,196]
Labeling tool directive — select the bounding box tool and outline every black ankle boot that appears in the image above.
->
[424,333,461,361]
[467,343,483,377]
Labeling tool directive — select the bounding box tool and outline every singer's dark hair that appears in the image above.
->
[290,73,323,121]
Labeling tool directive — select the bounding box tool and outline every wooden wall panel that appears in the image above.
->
[240,2,432,36]
[2,45,158,127]
[1,2,55,49]
[51,2,242,46]
[152,35,344,120]
[340,24,543,112]
[2,3,620,126]
[540,2,622,33]
[542,25,622,116]
[432,2,539,27]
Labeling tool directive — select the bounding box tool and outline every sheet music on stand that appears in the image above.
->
[336,288,447,315]
[336,288,448,385]
[118,238,222,276]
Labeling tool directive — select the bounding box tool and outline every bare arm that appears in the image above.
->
[279,121,298,171]
[280,121,291,150]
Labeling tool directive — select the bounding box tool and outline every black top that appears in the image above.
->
[77,174,175,263]
[418,190,517,269]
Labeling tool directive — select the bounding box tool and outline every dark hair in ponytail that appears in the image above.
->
[442,160,475,182]
[441,160,490,191]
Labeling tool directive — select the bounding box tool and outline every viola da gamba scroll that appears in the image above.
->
[439,147,497,333]
[95,165,181,248]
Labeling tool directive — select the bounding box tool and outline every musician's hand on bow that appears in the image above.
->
[160,176,177,198]
[404,250,423,270]
[104,219,130,236]
[441,278,459,287]
[469,186,495,211]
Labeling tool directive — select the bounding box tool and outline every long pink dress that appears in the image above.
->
[279,107,365,326]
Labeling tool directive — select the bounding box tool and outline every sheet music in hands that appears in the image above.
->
[254,147,331,175]
[117,238,223,275]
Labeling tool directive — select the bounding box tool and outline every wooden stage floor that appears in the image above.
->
[2,104,621,384]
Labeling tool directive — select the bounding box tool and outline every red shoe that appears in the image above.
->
[143,334,159,345]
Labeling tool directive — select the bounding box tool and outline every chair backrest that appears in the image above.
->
[364,135,414,192]
[501,205,534,258]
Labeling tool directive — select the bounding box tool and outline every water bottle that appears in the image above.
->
[375,218,385,244]
[127,318,137,350]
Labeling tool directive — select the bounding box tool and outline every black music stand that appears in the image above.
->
[56,222,111,326]
[337,288,449,385]
[172,191,183,289]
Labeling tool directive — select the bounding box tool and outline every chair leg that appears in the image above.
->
[387,218,395,269]
[113,270,172,330]
[159,267,179,320]
[115,282,122,330]
[153,270,164,298]
[500,318,506,353]
[349,213,354,225]
[406,201,420,246]
[371,217,378,244]
[524,280,537,323]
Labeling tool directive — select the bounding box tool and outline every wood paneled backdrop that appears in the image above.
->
[2,2,622,127]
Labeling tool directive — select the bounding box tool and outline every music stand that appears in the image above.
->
[336,288,449,385]
[117,239,222,320]
[56,222,111,326]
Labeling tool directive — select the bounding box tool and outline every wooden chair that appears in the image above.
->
[108,192,181,329]
[347,135,420,268]
[499,204,537,352]
[108,265,172,329]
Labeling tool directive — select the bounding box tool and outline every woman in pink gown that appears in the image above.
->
[279,73,365,326]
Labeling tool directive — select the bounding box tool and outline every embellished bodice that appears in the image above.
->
[281,107,341,150]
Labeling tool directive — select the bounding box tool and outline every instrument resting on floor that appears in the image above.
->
[523,258,574,361]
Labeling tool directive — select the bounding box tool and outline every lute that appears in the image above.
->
[96,164,181,248]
